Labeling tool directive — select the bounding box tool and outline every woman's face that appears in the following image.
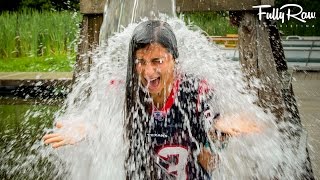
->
[135,43,175,96]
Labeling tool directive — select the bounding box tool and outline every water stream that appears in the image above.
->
[99,0,176,44]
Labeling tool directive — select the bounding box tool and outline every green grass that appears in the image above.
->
[181,12,238,36]
[182,11,320,36]
[2,10,316,72]
[0,54,74,72]
[0,10,81,72]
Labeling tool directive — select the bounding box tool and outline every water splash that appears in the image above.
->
[99,0,176,44]
[45,18,309,179]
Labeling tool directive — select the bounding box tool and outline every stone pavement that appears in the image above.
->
[292,71,320,179]
[0,72,72,86]
[0,72,72,80]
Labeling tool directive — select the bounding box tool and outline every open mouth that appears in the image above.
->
[145,77,160,91]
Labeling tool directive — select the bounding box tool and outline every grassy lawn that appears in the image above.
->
[0,10,80,72]
[0,55,75,72]
[182,12,238,36]
[2,10,316,72]
[0,10,237,72]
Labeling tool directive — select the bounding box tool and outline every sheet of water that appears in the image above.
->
[44,18,307,179]
[99,0,176,44]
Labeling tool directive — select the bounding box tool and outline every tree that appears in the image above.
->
[0,0,80,12]
[20,0,79,11]
[0,0,21,12]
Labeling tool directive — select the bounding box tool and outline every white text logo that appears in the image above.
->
[252,4,316,23]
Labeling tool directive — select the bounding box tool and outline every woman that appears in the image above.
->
[44,20,259,179]
[124,20,219,179]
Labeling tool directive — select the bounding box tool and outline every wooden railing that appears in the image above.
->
[210,36,320,64]
[208,34,238,48]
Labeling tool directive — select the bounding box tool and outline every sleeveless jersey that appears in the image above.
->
[147,75,218,179]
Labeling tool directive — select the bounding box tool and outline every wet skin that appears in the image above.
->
[135,43,175,108]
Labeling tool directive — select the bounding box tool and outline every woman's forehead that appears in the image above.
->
[135,43,169,57]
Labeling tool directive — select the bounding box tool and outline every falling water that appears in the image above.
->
[99,0,176,44]
[55,21,309,180]
[1,0,312,179]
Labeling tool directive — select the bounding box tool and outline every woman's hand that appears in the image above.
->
[43,121,88,148]
[213,113,261,136]
[198,148,218,173]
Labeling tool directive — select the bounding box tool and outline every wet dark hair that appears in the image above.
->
[129,20,179,61]
[124,20,179,178]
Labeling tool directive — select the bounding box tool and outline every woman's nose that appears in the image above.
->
[143,63,155,77]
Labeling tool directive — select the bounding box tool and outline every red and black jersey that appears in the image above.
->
[147,75,219,180]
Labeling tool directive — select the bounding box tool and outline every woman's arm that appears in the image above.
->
[43,120,92,148]
[197,80,262,173]
[213,113,262,136]
[198,113,262,173]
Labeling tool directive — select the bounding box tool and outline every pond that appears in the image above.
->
[0,98,66,179]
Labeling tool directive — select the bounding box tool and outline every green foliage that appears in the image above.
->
[0,0,80,12]
[0,0,20,11]
[278,20,319,36]
[20,0,54,11]
[180,11,237,36]
[275,0,320,36]
[0,10,81,71]
[275,0,320,13]
[0,55,74,72]
[181,1,320,36]
[21,0,80,11]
